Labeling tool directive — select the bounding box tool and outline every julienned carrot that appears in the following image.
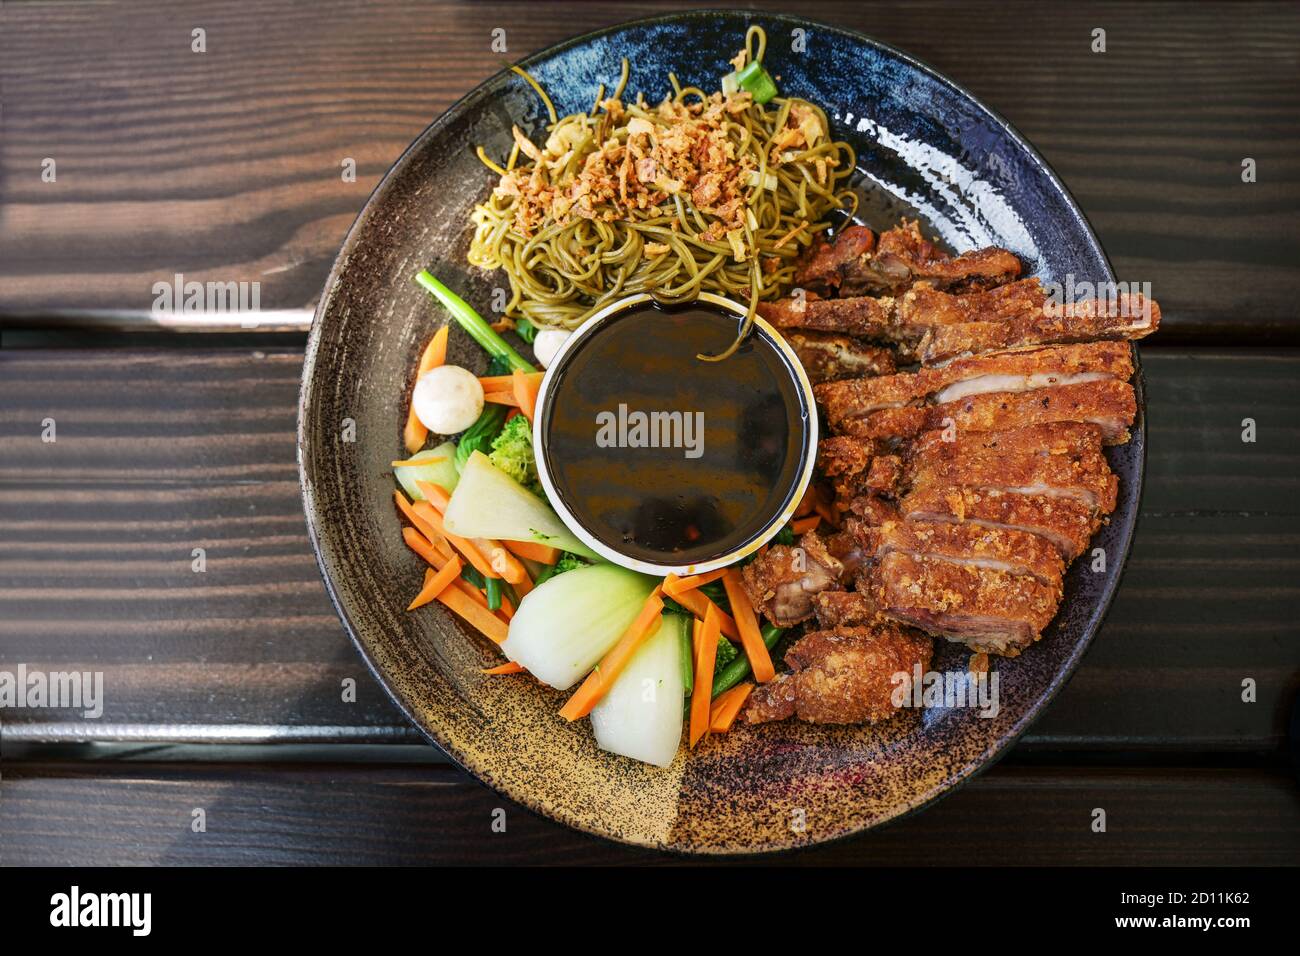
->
[402,525,452,569]
[481,661,525,675]
[403,325,450,454]
[794,484,817,518]
[478,371,543,391]
[689,605,721,747]
[721,568,776,683]
[558,588,665,721]
[452,578,491,609]
[483,392,521,406]
[414,480,453,512]
[666,586,740,641]
[395,491,454,558]
[709,682,754,732]
[408,555,463,610]
[812,484,837,526]
[410,499,500,579]
[790,514,821,535]
[663,569,727,597]
[391,456,446,468]
[436,582,509,644]
[504,539,560,565]
[513,367,540,421]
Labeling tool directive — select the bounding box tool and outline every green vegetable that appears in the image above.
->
[444,451,599,560]
[698,580,731,613]
[453,356,511,471]
[714,636,739,671]
[773,525,796,546]
[394,443,460,501]
[514,317,539,344]
[735,61,777,104]
[461,564,486,589]
[676,612,694,696]
[488,414,542,496]
[711,623,783,698]
[415,270,536,373]
[501,563,659,689]
[484,576,502,611]
[534,552,588,589]
[589,610,687,767]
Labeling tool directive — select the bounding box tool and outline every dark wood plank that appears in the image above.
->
[1,1,1296,338]
[2,761,1296,865]
[1,347,1296,750]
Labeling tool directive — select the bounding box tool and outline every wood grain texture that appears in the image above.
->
[1,347,1296,750]
[2,761,1296,865]
[2,1,1297,338]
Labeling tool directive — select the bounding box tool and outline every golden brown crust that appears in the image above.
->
[785,330,896,384]
[740,534,844,628]
[743,624,934,724]
[793,225,876,292]
[900,485,1100,562]
[851,516,1065,588]
[839,220,1022,296]
[757,294,895,338]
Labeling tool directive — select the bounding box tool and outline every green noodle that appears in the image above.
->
[469,26,858,358]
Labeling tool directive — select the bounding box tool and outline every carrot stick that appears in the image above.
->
[663,569,727,597]
[689,605,721,747]
[481,661,525,675]
[452,578,492,609]
[721,568,775,683]
[794,484,817,518]
[395,491,455,557]
[401,525,454,569]
[504,540,560,565]
[479,372,543,391]
[479,540,530,586]
[484,392,522,407]
[513,367,540,421]
[408,555,463,610]
[411,499,501,579]
[709,682,754,732]
[558,588,665,721]
[414,480,453,512]
[790,514,822,535]
[505,408,522,422]
[391,456,446,468]
[666,586,740,641]
[403,325,450,453]
[436,583,509,644]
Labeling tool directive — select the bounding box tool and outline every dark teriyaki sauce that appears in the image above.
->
[540,302,809,566]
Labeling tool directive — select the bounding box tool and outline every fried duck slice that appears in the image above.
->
[920,293,1162,366]
[909,422,1118,513]
[740,532,844,627]
[817,436,903,499]
[855,515,1065,588]
[835,378,1137,445]
[816,342,1134,436]
[839,220,1022,296]
[875,552,1061,656]
[783,330,896,384]
[793,224,877,293]
[814,589,882,628]
[757,294,895,339]
[743,624,934,724]
[900,485,1100,562]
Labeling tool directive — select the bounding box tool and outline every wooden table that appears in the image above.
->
[1,0,1297,865]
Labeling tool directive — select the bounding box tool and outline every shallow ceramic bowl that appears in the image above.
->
[298,10,1144,854]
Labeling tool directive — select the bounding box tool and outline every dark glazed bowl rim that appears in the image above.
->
[298,9,1145,855]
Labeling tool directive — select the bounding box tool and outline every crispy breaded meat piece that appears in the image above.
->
[900,485,1100,562]
[740,532,844,628]
[793,225,876,293]
[909,421,1118,513]
[837,378,1137,445]
[849,515,1065,588]
[783,330,896,384]
[839,220,1022,296]
[897,277,1051,327]
[743,624,934,724]
[816,436,902,499]
[815,342,1134,429]
[757,294,895,339]
[814,589,882,628]
[920,293,1161,366]
[875,551,1061,656]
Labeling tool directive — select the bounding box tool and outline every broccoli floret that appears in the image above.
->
[552,552,589,576]
[488,414,542,495]
[714,637,739,670]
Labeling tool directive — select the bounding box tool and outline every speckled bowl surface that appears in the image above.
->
[298,10,1144,854]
